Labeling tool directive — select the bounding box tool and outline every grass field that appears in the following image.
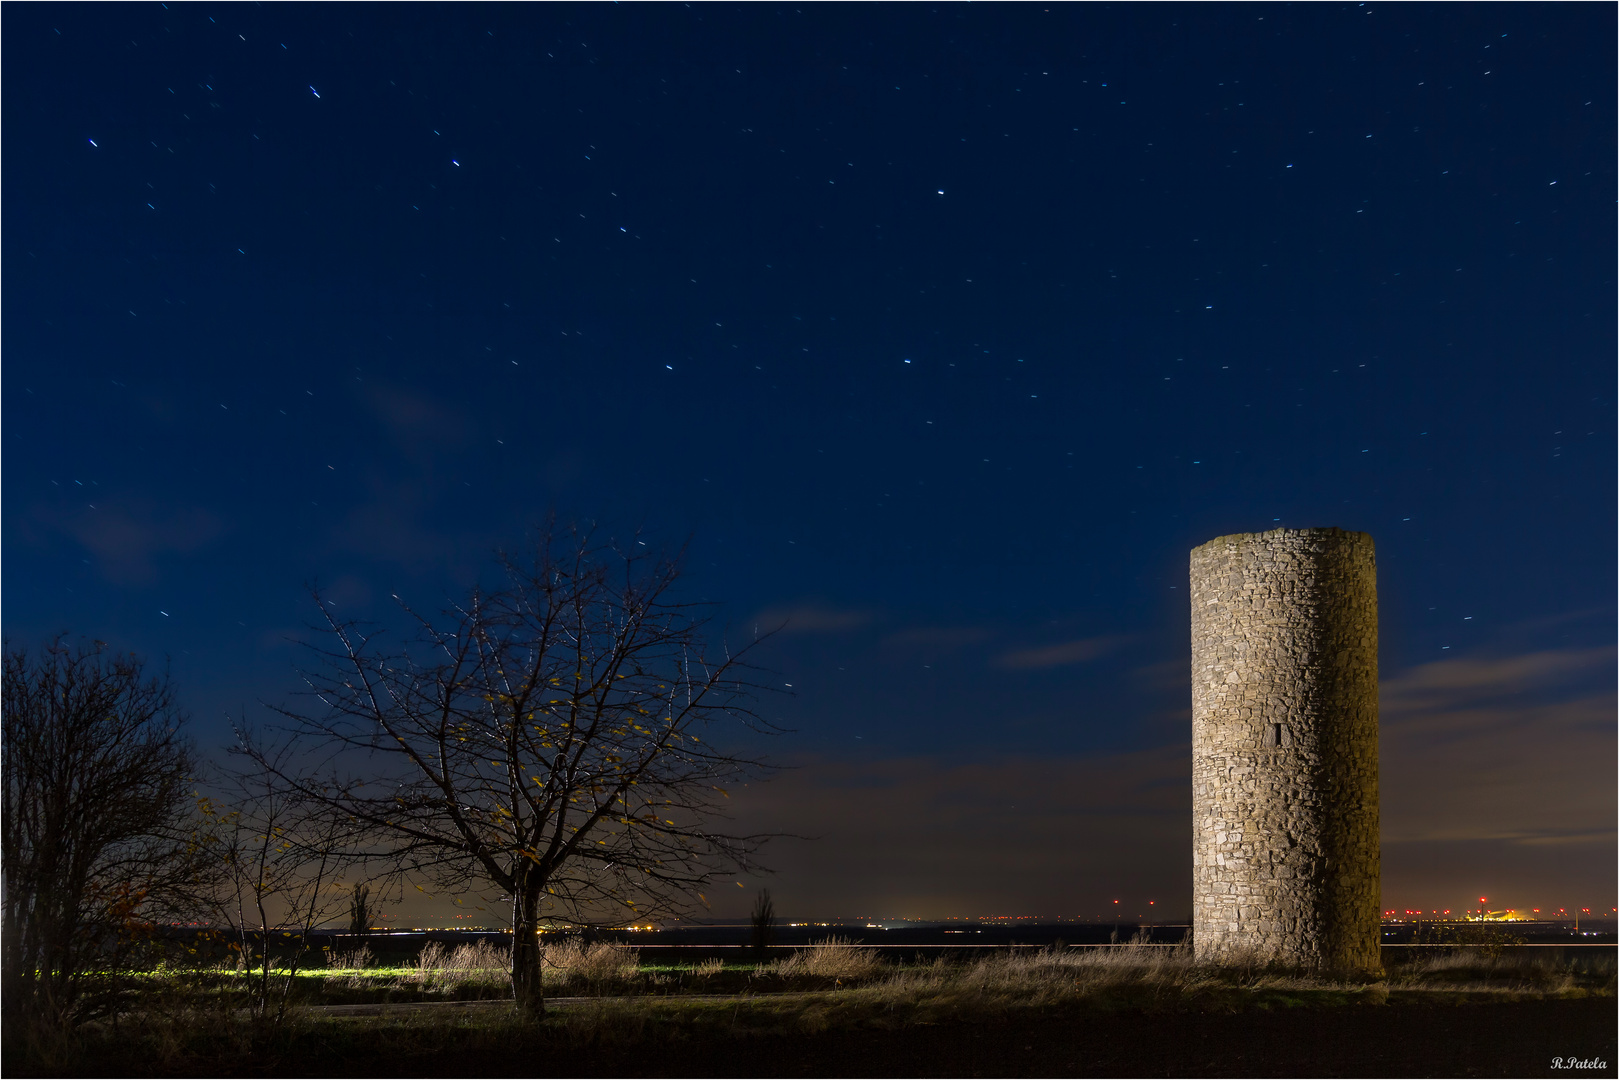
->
[9,940,1614,1077]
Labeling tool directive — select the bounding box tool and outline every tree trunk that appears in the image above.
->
[511,886,545,1018]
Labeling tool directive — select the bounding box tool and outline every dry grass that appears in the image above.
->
[541,938,639,983]
[834,938,1437,1019]
[409,940,512,991]
[317,937,646,998]
[867,941,1217,1013]
[693,957,725,978]
[1397,946,1559,976]
[17,940,1613,1076]
[325,944,375,971]
[1386,946,1601,995]
[768,937,887,981]
[854,939,1613,1017]
[321,944,377,989]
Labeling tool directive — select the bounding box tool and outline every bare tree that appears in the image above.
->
[751,888,777,960]
[348,883,373,936]
[1,638,209,1035]
[261,528,777,1016]
[200,735,371,1025]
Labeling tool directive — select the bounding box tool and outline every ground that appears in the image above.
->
[44,996,1613,1079]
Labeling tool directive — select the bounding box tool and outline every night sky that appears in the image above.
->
[5,3,1613,925]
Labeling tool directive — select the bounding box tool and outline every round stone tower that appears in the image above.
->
[1189,527,1380,973]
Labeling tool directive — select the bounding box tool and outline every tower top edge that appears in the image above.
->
[1190,526,1374,556]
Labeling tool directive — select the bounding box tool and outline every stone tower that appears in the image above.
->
[1189,527,1380,973]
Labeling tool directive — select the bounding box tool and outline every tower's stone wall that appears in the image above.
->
[1189,527,1380,973]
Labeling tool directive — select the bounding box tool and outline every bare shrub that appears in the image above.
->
[543,938,639,983]
[770,937,885,980]
[414,939,446,984]
[322,944,376,989]
[409,942,450,987]
[449,940,512,980]
[405,940,511,991]
[325,944,375,972]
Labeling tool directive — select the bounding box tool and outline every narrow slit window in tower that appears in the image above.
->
[1264,722,1289,748]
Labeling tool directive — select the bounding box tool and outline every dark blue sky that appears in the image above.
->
[5,2,1613,923]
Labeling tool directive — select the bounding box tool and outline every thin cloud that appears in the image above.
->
[1381,647,1612,707]
[364,381,473,454]
[879,625,993,652]
[994,635,1123,670]
[333,477,458,569]
[1381,646,1615,848]
[32,498,225,586]
[752,605,876,635]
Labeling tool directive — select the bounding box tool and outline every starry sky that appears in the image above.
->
[5,3,1613,925]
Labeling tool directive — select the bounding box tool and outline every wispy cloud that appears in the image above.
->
[879,625,992,652]
[993,635,1124,670]
[751,605,877,635]
[332,475,466,570]
[717,642,1616,917]
[29,497,225,585]
[1381,647,1611,707]
[363,381,473,456]
[1381,646,1615,848]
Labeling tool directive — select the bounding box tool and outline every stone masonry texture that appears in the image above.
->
[1189,528,1380,973]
